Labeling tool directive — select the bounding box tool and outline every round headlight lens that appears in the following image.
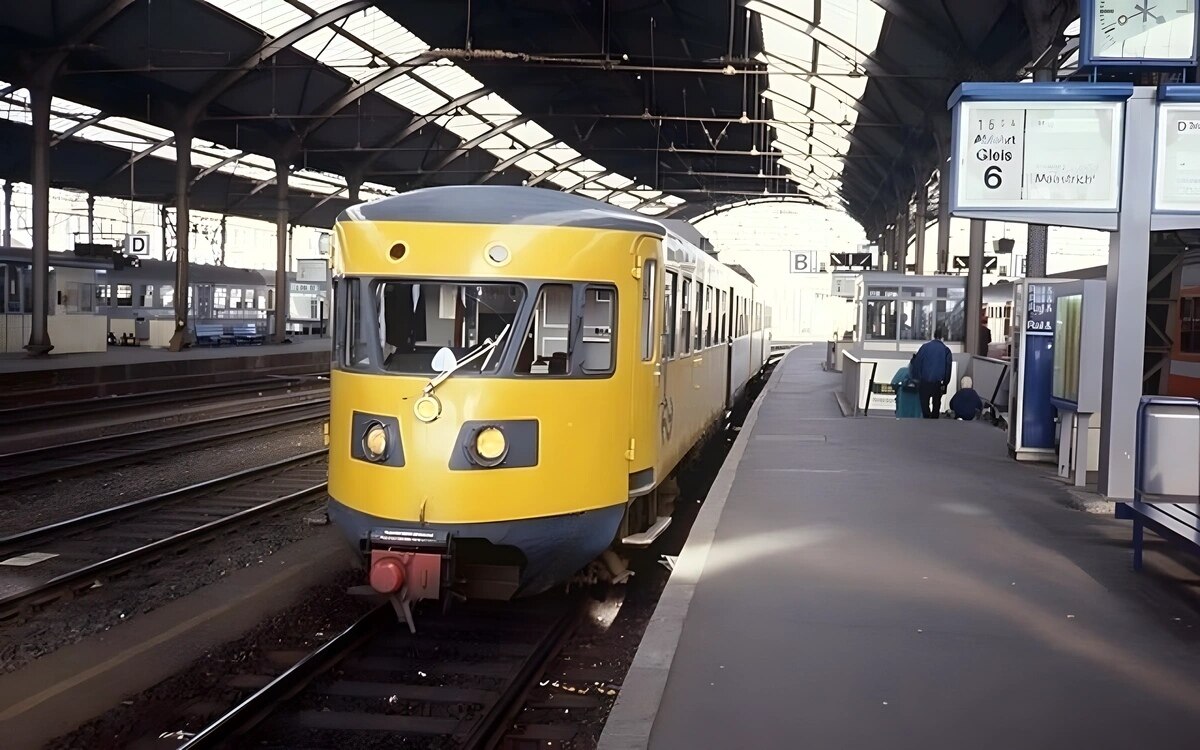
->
[414,394,441,423]
[363,422,388,461]
[472,426,508,466]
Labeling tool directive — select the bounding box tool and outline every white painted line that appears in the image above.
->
[0,552,59,567]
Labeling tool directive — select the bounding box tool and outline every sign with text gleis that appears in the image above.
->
[1154,103,1200,213]
[954,100,1125,212]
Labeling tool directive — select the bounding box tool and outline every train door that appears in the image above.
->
[196,284,213,322]
[628,239,660,495]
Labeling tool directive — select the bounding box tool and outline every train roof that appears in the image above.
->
[338,185,667,237]
[118,258,271,286]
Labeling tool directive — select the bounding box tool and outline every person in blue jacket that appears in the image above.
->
[949,375,983,420]
[910,327,953,419]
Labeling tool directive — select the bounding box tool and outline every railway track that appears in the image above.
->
[0,375,325,426]
[0,397,329,489]
[179,596,581,749]
[0,452,328,621]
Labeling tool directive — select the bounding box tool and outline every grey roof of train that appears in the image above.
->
[338,186,667,236]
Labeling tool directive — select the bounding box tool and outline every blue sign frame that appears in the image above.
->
[1079,0,1200,69]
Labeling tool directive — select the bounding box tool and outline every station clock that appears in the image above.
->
[1080,0,1199,67]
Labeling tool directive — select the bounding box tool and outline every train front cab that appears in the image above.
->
[327,219,669,603]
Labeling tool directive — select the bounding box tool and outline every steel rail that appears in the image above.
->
[0,480,328,620]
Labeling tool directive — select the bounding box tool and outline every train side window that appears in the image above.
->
[230,288,243,310]
[664,271,677,358]
[244,289,256,310]
[641,260,657,361]
[267,289,275,310]
[680,278,692,355]
[693,282,704,350]
[95,284,110,307]
[116,284,133,307]
[516,283,573,375]
[581,286,616,374]
[215,286,228,309]
[139,285,154,307]
[719,290,727,343]
[161,285,174,307]
[704,285,713,348]
[343,278,372,369]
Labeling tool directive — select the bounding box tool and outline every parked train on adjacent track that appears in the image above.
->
[327,186,772,605]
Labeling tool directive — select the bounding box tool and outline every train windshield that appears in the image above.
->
[343,280,525,375]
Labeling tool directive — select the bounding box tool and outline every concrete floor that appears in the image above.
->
[602,345,1200,750]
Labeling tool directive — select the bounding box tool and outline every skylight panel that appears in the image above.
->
[413,62,483,99]
[609,193,641,209]
[507,121,555,147]
[573,160,608,176]
[377,75,448,113]
[480,134,524,161]
[341,8,428,62]
[515,153,556,175]
[598,174,634,190]
[543,171,585,189]
[662,195,686,207]
[469,92,521,124]
[205,0,308,37]
[438,113,492,143]
[540,143,582,164]
[101,116,175,143]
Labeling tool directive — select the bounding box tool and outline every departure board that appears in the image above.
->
[1154,103,1200,213]
[954,100,1124,212]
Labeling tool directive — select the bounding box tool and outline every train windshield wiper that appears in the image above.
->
[422,324,511,395]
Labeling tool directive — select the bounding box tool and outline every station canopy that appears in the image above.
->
[0,0,1042,234]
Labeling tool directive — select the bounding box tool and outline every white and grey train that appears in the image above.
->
[1,246,327,342]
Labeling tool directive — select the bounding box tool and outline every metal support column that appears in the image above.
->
[274,158,290,344]
[168,128,193,352]
[3,181,12,247]
[26,83,53,354]
[879,230,890,271]
[1099,90,1156,500]
[347,177,361,205]
[915,187,927,275]
[218,215,227,266]
[86,194,95,244]
[1025,68,1056,278]
[937,169,952,273]
[896,207,909,274]
[965,219,985,356]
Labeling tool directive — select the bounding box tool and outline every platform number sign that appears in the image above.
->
[124,233,150,256]
[954,100,1124,213]
[790,250,817,273]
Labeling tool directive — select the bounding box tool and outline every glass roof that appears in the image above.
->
[200,0,672,214]
[748,0,885,205]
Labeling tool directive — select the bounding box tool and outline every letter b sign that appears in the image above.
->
[791,250,816,273]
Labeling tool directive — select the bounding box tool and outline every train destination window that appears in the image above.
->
[664,271,677,358]
[641,260,657,362]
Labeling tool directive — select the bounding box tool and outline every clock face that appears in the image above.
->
[1091,0,1197,60]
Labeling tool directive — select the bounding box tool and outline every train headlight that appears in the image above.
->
[469,426,508,467]
[414,394,441,423]
[362,421,389,462]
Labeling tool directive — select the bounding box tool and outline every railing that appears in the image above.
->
[842,352,878,417]
[1136,396,1200,501]
[970,356,1010,425]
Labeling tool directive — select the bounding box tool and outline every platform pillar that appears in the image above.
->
[936,168,951,273]
[1025,68,1056,278]
[347,176,361,205]
[168,128,192,352]
[896,206,909,273]
[86,194,95,244]
[914,187,927,275]
[25,83,53,355]
[964,219,985,356]
[274,157,290,344]
[2,180,12,247]
[1099,90,1156,501]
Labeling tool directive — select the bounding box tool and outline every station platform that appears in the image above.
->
[0,338,330,403]
[600,345,1200,749]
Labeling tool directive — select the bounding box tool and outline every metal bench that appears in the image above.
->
[194,323,229,346]
[1115,396,1200,571]
[1115,502,1200,570]
[232,323,264,345]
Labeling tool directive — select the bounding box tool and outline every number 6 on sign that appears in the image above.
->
[984,166,1003,190]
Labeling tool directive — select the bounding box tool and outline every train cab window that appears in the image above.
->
[686,278,696,352]
[641,260,657,361]
[116,284,133,307]
[581,286,616,374]
[517,284,572,375]
[664,271,677,358]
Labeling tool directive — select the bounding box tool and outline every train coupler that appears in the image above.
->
[362,528,451,632]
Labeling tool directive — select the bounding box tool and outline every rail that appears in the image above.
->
[969,356,1010,426]
[842,352,878,417]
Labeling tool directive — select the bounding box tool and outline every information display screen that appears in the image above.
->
[1053,293,1083,404]
[1154,103,1200,213]
[954,100,1124,212]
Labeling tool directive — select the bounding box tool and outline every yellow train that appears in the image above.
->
[327,186,771,605]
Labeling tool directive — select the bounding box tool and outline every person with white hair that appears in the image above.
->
[949,375,983,421]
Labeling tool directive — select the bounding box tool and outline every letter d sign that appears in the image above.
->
[125,233,149,255]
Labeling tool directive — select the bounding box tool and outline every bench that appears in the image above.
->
[1114,502,1200,571]
[232,323,265,345]
[194,323,230,347]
